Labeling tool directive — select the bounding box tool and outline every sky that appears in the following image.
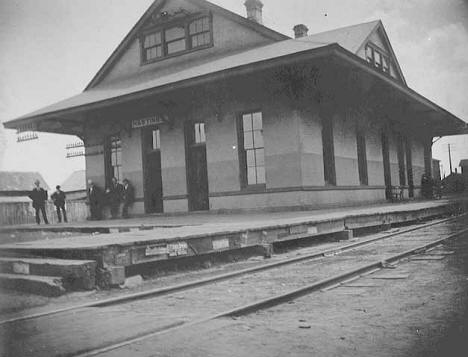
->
[0,0,467,187]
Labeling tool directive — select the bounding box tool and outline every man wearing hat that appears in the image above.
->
[121,178,135,218]
[28,179,49,224]
[51,185,67,223]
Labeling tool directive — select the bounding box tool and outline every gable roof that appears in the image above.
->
[0,171,49,192]
[6,20,402,122]
[304,20,380,54]
[60,170,86,192]
[305,20,405,84]
[85,0,288,90]
[459,159,468,167]
[4,18,466,138]
[356,20,406,84]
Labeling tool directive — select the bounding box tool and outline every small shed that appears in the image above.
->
[0,171,49,199]
[60,170,87,200]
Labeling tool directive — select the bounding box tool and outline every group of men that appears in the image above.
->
[28,180,67,224]
[87,177,134,220]
[28,177,135,224]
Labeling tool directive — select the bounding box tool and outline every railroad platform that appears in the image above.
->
[0,198,467,294]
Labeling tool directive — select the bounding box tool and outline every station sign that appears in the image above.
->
[131,116,166,129]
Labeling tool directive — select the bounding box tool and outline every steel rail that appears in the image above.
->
[0,213,466,326]
[74,224,468,357]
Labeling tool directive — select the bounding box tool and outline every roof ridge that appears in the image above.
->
[308,19,381,37]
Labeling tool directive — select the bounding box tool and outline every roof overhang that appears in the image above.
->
[4,43,467,137]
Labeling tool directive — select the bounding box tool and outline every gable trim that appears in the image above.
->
[356,20,406,85]
[84,0,288,90]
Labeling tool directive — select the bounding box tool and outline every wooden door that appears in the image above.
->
[142,128,163,213]
[381,133,392,200]
[185,122,209,211]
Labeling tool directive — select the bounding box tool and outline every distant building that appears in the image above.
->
[0,171,49,203]
[60,170,87,200]
[4,0,467,213]
[460,159,468,190]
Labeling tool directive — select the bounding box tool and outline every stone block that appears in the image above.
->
[96,265,125,288]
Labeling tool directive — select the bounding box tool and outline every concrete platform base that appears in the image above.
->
[0,198,466,294]
[0,273,65,297]
[0,257,96,290]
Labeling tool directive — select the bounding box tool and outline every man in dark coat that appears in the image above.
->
[106,177,123,219]
[121,178,135,218]
[28,179,49,224]
[87,179,102,220]
[51,185,67,223]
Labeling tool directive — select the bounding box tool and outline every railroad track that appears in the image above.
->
[1,214,468,357]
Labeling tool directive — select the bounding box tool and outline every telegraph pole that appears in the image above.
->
[448,143,453,174]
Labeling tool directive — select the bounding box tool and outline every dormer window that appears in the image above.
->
[143,32,163,61]
[189,17,211,48]
[365,43,391,76]
[165,26,186,54]
[141,14,213,64]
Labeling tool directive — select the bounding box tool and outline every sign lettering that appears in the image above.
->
[132,116,166,129]
[167,242,188,257]
[145,244,168,256]
[212,238,230,250]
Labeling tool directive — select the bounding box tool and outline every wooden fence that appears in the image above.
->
[0,200,89,226]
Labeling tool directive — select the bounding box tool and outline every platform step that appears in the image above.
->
[0,273,66,297]
[0,257,96,291]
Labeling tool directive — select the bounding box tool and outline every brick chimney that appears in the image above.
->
[244,0,263,25]
[293,24,309,38]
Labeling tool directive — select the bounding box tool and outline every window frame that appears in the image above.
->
[140,12,213,65]
[237,110,266,190]
[365,43,391,76]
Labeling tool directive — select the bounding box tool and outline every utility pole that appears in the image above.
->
[448,143,453,174]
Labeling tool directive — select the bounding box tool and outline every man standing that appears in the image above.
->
[87,180,102,220]
[28,179,49,224]
[121,178,134,218]
[51,185,67,223]
[106,177,123,219]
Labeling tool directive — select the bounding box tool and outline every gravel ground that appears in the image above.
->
[97,234,468,357]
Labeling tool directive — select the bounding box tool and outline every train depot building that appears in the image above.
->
[4,0,467,215]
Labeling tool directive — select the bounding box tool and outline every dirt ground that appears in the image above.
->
[97,234,468,357]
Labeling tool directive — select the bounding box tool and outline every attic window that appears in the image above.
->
[365,44,391,75]
[141,14,212,64]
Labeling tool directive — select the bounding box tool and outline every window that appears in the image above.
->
[194,123,206,144]
[382,56,390,74]
[151,129,160,150]
[356,131,368,185]
[365,44,390,75]
[105,135,122,185]
[374,51,382,69]
[366,45,373,63]
[143,32,162,62]
[141,15,212,64]
[165,26,186,55]
[238,111,265,187]
[189,17,211,48]
[322,118,336,185]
